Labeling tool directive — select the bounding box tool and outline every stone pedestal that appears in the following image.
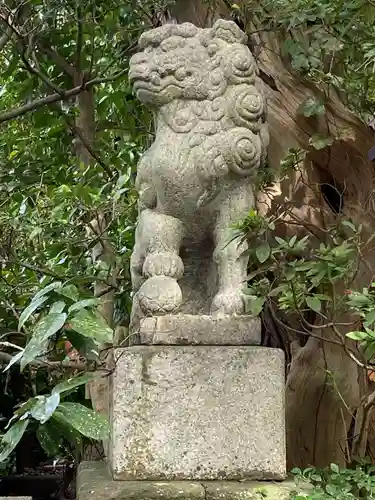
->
[134,314,261,346]
[108,343,286,481]
[78,462,299,500]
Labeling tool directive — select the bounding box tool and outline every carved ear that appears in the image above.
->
[211,20,247,45]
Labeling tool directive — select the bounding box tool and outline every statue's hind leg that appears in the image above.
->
[211,184,253,316]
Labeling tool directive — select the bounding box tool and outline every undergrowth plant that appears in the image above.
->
[292,463,375,499]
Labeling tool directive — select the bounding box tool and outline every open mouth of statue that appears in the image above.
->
[130,73,162,92]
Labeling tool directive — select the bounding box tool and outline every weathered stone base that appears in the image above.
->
[77,462,299,500]
[135,314,261,345]
[109,346,286,480]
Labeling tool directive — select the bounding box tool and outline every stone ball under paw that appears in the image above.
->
[138,276,182,315]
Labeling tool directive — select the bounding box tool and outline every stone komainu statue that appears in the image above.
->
[129,20,268,328]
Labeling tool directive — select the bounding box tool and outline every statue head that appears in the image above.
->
[129,20,258,107]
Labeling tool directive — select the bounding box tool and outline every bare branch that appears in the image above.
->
[0,69,127,123]
[75,2,84,70]
[0,350,87,370]
[37,43,76,78]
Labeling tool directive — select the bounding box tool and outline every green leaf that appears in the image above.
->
[30,394,60,424]
[69,309,113,344]
[33,282,62,302]
[65,331,100,362]
[52,373,97,396]
[275,236,286,245]
[56,403,109,441]
[50,301,66,314]
[289,235,297,247]
[247,296,266,316]
[18,295,49,330]
[21,312,67,371]
[346,331,368,340]
[306,296,321,312]
[291,467,302,475]
[364,309,375,327]
[298,97,325,117]
[68,298,100,314]
[309,134,334,150]
[50,412,82,450]
[364,342,375,360]
[341,220,357,232]
[330,463,339,473]
[0,419,29,462]
[284,266,296,281]
[3,350,24,372]
[57,284,80,301]
[268,285,287,297]
[256,242,271,264]
[325,484,338,496]
[37,423,61,457]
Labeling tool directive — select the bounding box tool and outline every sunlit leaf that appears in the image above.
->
[3,350,24,372]
[56,403,109,441]
[69,309,113,344]
[346,331,368,341]
[21,312,67,371]
[52,373,97,396]
[30,393,60,424]
[18,295,49,330]
[57,285,80,301]
[33,282,62,302]
[68,298,100,314]
[50,301,66,314]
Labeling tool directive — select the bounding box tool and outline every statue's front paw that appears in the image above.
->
[211,289,245,316]
[143,252,184,280]
[138,276,182,315]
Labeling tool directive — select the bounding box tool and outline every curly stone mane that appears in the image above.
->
[130,19,268,206]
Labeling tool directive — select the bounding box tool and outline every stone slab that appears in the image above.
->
[136,315,261,345]
[77,462,300,500]
[109,346,286,481]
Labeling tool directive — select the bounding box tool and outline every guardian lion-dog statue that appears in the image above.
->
[129,20,268,331]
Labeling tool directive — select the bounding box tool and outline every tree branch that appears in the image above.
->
[75,2,84,70]
[0,350,87,370]
[0,69,127,123]
[37,42,76,78]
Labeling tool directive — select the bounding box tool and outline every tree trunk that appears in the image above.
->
[170,0,375,468]
[72,70,115,459]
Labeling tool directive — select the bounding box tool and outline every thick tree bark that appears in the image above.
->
[170,0,375,468]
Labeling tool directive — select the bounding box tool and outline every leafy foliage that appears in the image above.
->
[292,463,375,499]
[0,0,169,466]
[235,0,375,121]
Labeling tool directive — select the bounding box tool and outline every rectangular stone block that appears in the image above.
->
[136,314,261,345]
[78,462,298,500]
[109,346,286,481]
